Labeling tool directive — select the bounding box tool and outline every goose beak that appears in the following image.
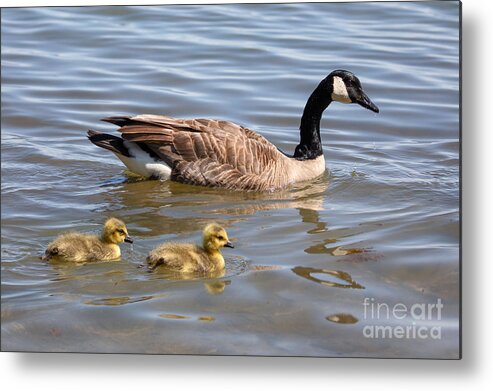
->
[224,241,234,248]
[124,236,134,244]
[356,91,379,113]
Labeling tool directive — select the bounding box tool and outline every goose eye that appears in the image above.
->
[217,235,224,240]
[117,229,125,234]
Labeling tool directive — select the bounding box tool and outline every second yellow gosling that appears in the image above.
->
[147,224,234,273]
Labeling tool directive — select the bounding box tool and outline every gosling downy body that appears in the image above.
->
[147,224,233,273]
[43,218,133,263]
[88,70,379,191]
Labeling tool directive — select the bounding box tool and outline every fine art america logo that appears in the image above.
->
[362,297,443,340]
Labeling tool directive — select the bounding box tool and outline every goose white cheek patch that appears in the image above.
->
[331,76,352,103]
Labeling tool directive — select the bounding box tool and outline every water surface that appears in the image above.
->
[1,2,460,358]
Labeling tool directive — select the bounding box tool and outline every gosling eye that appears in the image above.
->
[217,235,225,240]
[117,229,125,235]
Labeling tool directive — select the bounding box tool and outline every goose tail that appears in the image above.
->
[87,130,171,180]
[87,130,131,157]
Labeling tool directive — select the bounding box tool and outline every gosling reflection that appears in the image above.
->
[292,266,364,289]
[204,279,231,294]
[149,268,231,296]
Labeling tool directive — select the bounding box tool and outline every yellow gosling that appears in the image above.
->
[147,224,233,273]
[43,217,133,263]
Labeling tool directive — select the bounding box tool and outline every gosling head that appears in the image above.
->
[101,217,133,245]
[202,223,233,252]
[323,69,379,113]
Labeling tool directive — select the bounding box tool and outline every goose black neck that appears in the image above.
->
[294,83,332,160]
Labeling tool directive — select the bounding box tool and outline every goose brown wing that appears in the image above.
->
[103,115,287,191]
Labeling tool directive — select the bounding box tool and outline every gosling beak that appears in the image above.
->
[355,91,379,113]
[124,236,134,244]
[224,241,234,248]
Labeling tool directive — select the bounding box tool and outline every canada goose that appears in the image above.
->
[147,224,233,273]
[88,70,378,191]
[42,218,133,263]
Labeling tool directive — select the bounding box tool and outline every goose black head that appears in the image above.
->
[325,69,379,113]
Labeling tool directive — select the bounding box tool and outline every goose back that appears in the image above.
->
[103,115,325,191]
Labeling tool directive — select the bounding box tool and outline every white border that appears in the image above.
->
[2,0,493,389]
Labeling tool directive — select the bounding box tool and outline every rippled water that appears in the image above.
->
[1,2,460,358]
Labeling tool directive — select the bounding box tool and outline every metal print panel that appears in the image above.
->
[1,1,461,358]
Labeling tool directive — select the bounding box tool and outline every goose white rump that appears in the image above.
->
[118,141,171,179]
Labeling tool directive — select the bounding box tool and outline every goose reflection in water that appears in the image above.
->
[298,207,370,256]
[94,173,329,237]
[291,266,364,289]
